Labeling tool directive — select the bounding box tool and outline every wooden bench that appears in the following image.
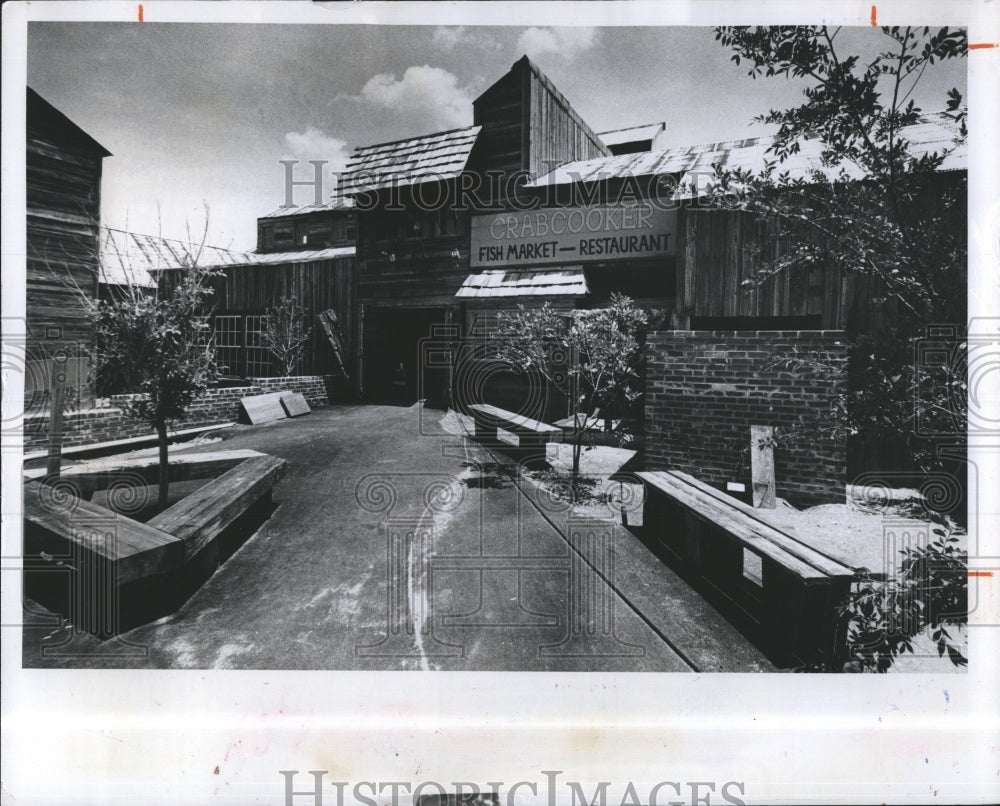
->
[467,403,561,457]
[148,454,287,562]
[23,451,287,634]
[23,482,185,586]
[23,480,186,635]
[638,470,856,666]
[23,449,269,500]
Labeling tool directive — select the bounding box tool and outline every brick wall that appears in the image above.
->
[644,331,848,506]
[23,375,331,453]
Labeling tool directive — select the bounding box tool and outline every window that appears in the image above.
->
[260,224,275,251]
[373,211,401,243]
[213,315,242,376]
[244,315,273,377]
[403,210,436,240]
[273,222,293,247]
[308,220,331,246]
[436,208,465,237]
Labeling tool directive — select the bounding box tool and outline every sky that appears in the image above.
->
[27,22,967,252]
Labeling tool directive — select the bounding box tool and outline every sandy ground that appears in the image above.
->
[747,492,966,578]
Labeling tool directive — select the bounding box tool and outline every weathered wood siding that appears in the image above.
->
[355,179,473,309]
[158,256,356,378]
[524,60,608,181]
[25,89,109,406]
[472,56,609,195]
[676,207,867,331]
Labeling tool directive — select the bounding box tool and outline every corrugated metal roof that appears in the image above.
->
[150,245,356,271]
[340,125,482,194]
[456,268,588,298]
[259,195,355,219]
[226,246,356,266]
[100,228,253,287]
[528,112,966,194]
[101,229,356,285]
[598,122,665,148]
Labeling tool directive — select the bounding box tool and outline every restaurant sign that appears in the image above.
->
[471,203,676,268]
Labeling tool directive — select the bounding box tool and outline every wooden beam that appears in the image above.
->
[148,454,287,561]
[23,481,184,585]
[751,424,776,509]
[239,392,287,425]
[24,449,268,498]
[650,470,854,579]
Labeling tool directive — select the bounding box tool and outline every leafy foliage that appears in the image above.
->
[261,296,312,377]
[493,294,649,476]
[842,531,967,672]
[711,26,968,472]
[95,262,221,506]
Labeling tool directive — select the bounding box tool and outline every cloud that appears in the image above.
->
[432,26,470,51]
[354,65,472,130]
[283,127,351,173]
[516,27,599,60]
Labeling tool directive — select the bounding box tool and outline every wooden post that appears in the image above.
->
[750,424,776,509]
[46,360,66,477]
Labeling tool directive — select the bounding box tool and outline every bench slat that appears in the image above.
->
[24,450,268,497]
[148,454,287,560]
[467,403,560,434]
[638,471,853,580]
[23,481,184,584]
[639,471,820,576]
[664,471,855,578]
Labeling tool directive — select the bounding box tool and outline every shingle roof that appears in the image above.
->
[528,112,966,195]
[455,268,588,298]
[340,125,482,195]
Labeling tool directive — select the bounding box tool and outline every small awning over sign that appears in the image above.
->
[455,268,589,298]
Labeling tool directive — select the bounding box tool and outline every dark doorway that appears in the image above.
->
[363,307,451,406]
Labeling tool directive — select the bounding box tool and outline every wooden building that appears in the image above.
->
[341,56,643,411]
[527,115,967,333]
[152,199,357,386]
[25,87,111,408]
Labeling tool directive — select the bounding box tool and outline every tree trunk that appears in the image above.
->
[572,427,583,477]
[156,419,170,509]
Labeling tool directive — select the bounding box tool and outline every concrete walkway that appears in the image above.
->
[22,404,774,671]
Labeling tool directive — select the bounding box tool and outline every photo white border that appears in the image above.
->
[2,2,998,804]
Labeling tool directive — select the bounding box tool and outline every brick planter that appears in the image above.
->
[23,375,332,453]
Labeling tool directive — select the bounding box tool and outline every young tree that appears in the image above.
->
[710,26,968,472]
[94,261,220,508]
[493,294,649,477]
[261,296,312,377]
[712,27,970,672]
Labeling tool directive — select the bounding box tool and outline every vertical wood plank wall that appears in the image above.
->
[677,207,872,331]
[158,257,356,378]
